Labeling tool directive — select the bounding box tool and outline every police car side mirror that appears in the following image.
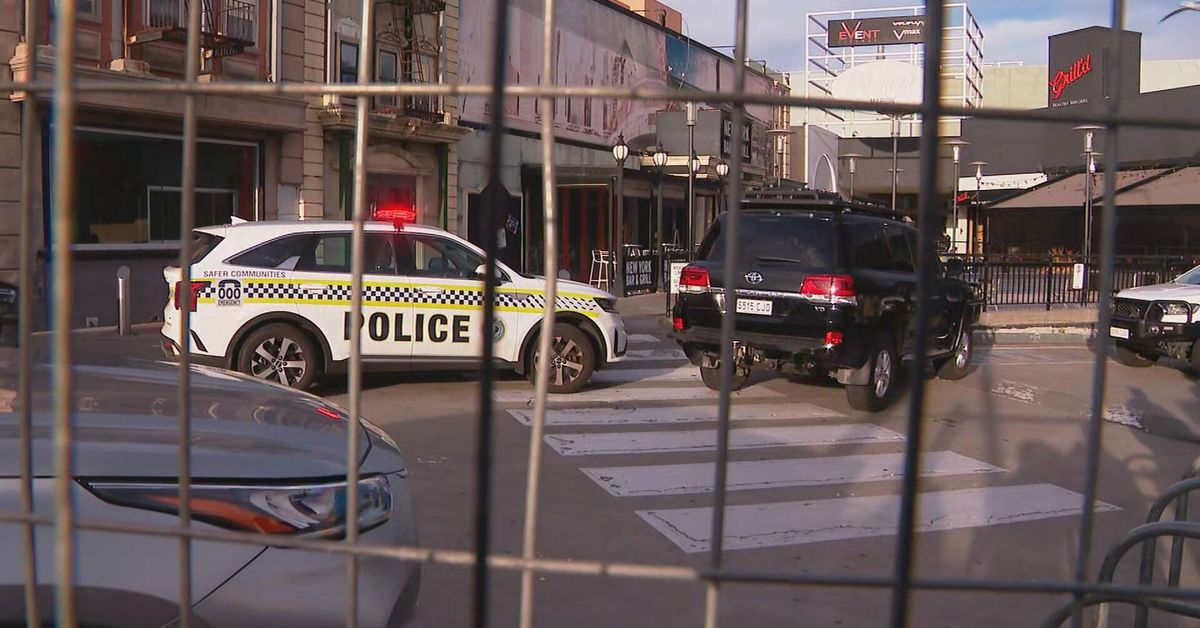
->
[473,264,507,284]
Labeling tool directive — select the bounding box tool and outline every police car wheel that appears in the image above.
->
[529,323,595,394]
[238,323,319,390]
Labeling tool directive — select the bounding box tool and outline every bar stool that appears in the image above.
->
[589,249,613,289]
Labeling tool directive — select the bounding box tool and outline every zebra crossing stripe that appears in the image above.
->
[493,385,783,405]
[582,451,1005,497]
[592,366,699,384]
[623,348,689,361]
[543,424,902,456]
[637,483,1120,553]
[507,403,844,426]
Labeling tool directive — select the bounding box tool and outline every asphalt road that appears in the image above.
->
[43,312,1200,627]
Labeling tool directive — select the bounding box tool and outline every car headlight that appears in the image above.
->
[1162,303,1191,316]
[83,475,392,538]
[594,297,618,313]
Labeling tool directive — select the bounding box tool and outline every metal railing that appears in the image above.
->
[145,0,256,43]
[952,255,1196,310]
[9,0,1200,627]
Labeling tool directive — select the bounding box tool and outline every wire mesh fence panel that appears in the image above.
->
[8,0,1200,626]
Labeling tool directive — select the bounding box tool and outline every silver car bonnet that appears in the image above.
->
[0,356,406,480]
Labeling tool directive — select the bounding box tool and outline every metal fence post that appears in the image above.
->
[1044,261,1053,311]
[116,265,131,336]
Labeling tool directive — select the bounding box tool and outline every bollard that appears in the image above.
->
[116,265,131,336]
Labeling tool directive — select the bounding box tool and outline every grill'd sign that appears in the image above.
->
[826,16,926,47]
[1049,54,1093,102]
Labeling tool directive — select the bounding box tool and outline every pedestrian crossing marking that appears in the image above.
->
[493,385,783,405]
[507,402,844,427]
[543,424,902,456]
[624,348,689,361]
[582,451,1004,497]
[637,483,1119,553]
[592,366,699,384]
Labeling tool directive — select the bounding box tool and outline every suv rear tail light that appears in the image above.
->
[800,274,856,305]
[173,280,211,311]
[679,266,710,293]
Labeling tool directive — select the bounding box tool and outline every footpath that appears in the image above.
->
[620,293,1096,346]
[17,294,1096,355]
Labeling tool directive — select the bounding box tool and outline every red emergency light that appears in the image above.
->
[373,204,417,226]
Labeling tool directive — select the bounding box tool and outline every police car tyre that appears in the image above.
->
[936,321,973,380]
[846,336,896,412]
[529,323,596,394]
[237,323,319,390]
[1114,345,1155,368]
[699,363,750,392]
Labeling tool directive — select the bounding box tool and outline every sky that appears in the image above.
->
[673,0,1200,71]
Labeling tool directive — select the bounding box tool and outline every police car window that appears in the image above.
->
[842,220,892,272]
[297,234,351,273]
[295,233,398,275]
[227,234,310,270]
[405,235,483,278]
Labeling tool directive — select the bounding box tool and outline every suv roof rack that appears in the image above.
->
[740,184,910,222]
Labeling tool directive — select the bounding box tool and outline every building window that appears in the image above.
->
[69,128,260,246]
[339,40,360,83]
[377,48,399,109]
[78,0,101,21]
[147,0,183,28]
[223,0,257,45]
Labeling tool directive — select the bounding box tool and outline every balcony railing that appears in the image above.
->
[141,0,255,53]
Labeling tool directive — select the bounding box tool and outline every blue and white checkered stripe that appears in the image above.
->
[197,280,602,313]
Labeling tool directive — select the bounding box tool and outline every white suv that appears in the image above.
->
[162,219,627,392]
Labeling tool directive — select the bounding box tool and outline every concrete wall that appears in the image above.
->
[0,0,24,288]
[981,60,1200,110]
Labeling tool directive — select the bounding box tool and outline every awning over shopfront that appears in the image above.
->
[1112,166,1200,206]
[991,169,1167,209]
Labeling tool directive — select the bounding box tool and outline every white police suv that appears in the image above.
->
[161,217,627,393]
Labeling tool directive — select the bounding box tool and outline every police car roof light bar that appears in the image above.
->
[373,205,417,227]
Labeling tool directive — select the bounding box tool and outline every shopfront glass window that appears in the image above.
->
[367,173,417,218]
[72,129,259,246]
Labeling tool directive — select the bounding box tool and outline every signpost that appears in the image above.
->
[623,251,657,296]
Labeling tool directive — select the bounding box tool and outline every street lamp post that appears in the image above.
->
[1074,125,1103,260]
[969,161,988,254]
[611,134,629,296]
[946,139,970,254]
[686,102,697,257]
[890,115,902,209]
[840,153,862,201]
[715,159,730,215]
[651,147,669,315]
[689,152,702,254]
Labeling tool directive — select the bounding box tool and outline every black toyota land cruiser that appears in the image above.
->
[670,187,982,412]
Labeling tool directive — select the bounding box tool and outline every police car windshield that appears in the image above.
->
[697,213,834,269]
[1176,266,1200,284]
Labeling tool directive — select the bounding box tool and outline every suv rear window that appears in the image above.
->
[697,213,834,269]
